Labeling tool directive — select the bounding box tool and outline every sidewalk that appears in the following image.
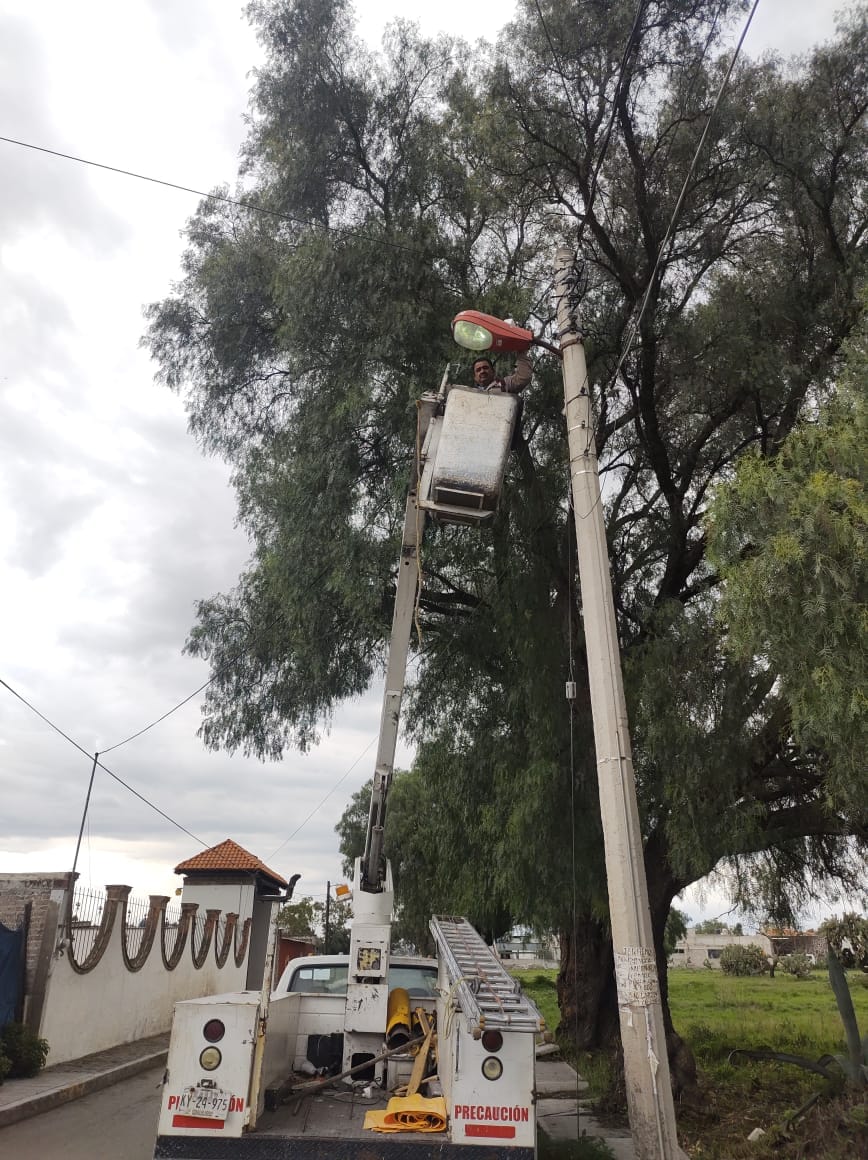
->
[535,1050,636,1159]
[0,1032,169,1129]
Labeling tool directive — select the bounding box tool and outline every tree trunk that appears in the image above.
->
[556,913,619,1049]
[556,842,701,1103]
[644,835,699,1101]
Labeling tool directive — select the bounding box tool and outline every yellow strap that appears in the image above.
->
[364,1094,448,1134]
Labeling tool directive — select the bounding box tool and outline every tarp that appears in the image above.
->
[364,1094,448,1133]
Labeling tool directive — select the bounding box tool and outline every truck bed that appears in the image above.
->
[155,1083,532,1159]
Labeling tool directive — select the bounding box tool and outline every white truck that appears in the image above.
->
[154,371,545,1159]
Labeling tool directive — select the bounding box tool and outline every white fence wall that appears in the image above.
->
[37,884,253,1066]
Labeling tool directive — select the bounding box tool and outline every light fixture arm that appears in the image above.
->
[530,335,562,359]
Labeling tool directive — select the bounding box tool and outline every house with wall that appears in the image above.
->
[669,931,773,969]
[0,838,294,1066]
[495,926,559,963]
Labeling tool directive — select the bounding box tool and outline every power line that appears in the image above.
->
[529,0,647,249]
[581,0,647,244]
[267,735,377,861]
[101,555,347,756]
[0,134,319,229]
[100,679,211,756]
[0,133,535,288]
[606,0,762,394]
[100,604,284,756]
[0,675,207,846]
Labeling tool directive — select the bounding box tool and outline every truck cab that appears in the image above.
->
[275,953,439,999]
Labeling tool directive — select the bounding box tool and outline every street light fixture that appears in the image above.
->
[452,309,561,358]
[451,310,533,353]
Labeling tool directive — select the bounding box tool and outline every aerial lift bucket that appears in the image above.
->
[417,384,519,526]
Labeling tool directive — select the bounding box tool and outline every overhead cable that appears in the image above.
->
[606,0,762,393]
[0,676,207,846]
[267,735,377,860]
[0,134,538,289]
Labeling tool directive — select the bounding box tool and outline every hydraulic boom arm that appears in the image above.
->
[360,484,423,892]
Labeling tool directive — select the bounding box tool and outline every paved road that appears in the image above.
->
[0,1066,163,1160]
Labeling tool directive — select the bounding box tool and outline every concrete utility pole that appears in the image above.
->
[554,247,687,1160]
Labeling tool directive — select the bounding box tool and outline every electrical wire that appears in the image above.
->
[100,603,289,756]
[531,0,585,133]
[266,735,377,861]
[0,133,533,290]
[605,0,762,395]
[580,0,647,247]
[529,0,647,252]
[101,506,403,757]
[0,676,207,846]
[100,679,212,756]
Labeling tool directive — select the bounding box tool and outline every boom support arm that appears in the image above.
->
[360,484,423,892]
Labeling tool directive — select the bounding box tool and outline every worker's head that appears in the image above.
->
[472,356,496,387]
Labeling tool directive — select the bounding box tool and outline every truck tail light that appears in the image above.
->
[199,1046,222,1071]
[481,1056,503,1081]
[481,1029,503,1053]
[203,1019,225,1043]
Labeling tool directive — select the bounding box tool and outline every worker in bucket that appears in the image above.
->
[471,350,533,394]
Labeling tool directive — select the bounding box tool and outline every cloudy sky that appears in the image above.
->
[0,0,844,925]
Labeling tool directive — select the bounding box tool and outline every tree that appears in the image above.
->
[145,0,868,1094]
[335,772,514,951]
[663,908,690,958]
[275,892,351,951]
[275,896,318,939]
[321,897,352,954]
[693,920,727,936]
[708,299,868,816]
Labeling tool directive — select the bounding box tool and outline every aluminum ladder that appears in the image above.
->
[430,916,545,1034]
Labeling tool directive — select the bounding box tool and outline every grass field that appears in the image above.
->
[518,967,868,1158]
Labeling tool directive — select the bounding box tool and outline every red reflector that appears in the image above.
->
[465,1124,515,1138]
[203,1019,225,1043]
[172,1115,226,1130]
[481,1029,503,1053]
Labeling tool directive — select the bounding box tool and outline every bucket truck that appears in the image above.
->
[154,369,544,1159]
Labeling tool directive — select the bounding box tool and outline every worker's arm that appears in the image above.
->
[500,350,533,394]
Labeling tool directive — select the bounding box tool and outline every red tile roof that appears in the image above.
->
[175,839,287,886]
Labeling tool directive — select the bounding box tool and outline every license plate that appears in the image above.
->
[179,1084,231,1119]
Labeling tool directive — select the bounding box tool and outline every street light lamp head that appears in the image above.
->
[452,310,533,354]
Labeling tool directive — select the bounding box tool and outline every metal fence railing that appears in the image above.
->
[65,888,250,973]
[69,886,106,961]
[123,893,153,958]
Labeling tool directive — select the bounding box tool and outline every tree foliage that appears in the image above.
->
[664,908,690,957]
[719,943,769,976]
[275,892,351,952]
[275,895,318,939]
[144,0,868,1084]
[708,297,868,813]
[693,920,728,936]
